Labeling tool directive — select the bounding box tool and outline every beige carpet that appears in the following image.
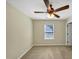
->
[21,46,72,59]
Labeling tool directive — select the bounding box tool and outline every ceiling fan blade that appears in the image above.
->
[53,13,60,18]
[43,0,49,8]
[54,5,69,12]
[34,11,47,13]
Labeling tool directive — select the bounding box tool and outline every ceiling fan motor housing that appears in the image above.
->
[47,4,54,15]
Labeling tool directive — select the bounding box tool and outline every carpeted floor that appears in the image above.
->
[21,46,72,59]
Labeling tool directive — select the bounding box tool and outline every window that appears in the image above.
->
[44,24,54,40]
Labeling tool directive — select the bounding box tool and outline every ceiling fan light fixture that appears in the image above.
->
[34,0,69,19]
[47,13,54,18]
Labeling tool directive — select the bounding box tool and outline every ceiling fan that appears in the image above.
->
[34,0,69,18]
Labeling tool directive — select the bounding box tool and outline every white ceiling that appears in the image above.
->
[7,0,72,20]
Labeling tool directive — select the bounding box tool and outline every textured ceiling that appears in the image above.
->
[7,0,72,20]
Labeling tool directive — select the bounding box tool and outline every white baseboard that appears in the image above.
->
[33,44,66,46]
[17,45,33,59]
[65,44,72,46]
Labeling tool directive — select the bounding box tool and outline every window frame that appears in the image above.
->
[44,23,54,40]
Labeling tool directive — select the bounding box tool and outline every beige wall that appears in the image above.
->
[67,17,72,23]
[6,3,33,59]
[33,20,66,45]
